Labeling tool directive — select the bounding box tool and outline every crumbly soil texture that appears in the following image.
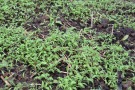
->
[1,13,135,90]
[23,14,135,90]
[0,0,135,90]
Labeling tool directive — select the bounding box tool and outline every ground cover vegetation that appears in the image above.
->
[0,0,135,90]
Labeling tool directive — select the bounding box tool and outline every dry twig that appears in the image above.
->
[0,75,11,87]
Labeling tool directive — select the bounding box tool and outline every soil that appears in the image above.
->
[0,61,37,89]
[1,4,135,90]
[23,14,50,39]
[22,13,135,89]
[24,14,135,55]
[93,19,135,50]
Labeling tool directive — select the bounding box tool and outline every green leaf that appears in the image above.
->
[0,60,8,68]
[55,21,62,25]
[0,14,4,20]
[121,35,129,41]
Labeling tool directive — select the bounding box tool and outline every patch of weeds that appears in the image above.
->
[0,0,135,90]
[1,26,134,89]
[0,27,37,89]
[0,0,36,27]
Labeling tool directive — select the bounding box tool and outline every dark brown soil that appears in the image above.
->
[0,62,37,90]
[92,19,135,65]
[22,13,135,89]
[23,14,50,39]
[0,1,134,89]
[23,14,135,55]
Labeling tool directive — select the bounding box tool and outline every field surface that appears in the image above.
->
[0,0,135,90]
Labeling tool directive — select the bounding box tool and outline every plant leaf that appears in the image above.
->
[122,35,129,41]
